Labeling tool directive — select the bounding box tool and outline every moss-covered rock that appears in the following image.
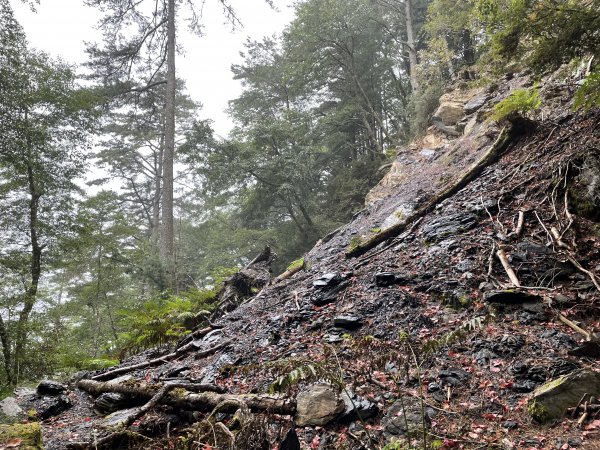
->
[0,422,44,449]
[528,370,600,423]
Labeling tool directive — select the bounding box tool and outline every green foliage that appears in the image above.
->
[269,364,319,394]
[489,85,541,122]
[574,68,600,111]
[421,315,489,356]
[116,289,218,357]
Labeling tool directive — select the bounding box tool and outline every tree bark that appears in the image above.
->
[161,0,176,288]
[77,379,296,415]
[13,158,42,382]
[404,0,420,93]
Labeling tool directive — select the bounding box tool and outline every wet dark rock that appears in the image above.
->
[438,368,471,386]
[569,341,600,358]
[313,273,342,288]
[94,392,131,415]
[382,397,431,438]
[484,290,542,303]
[464,94,489,114]
[36,380,67,396]
[340,391,378,422]
[474,349,498,365]
[101,407,140,427]
[513,381,537,393]
[39,395,72,420]
[333,315,363,330]
[427,382,441,393]
[200,353,235,384]
[279,428,301,450]
[421,212,477,242]
[502,420,518,429]
[455,259,475,272]
[466,198,498,216]
[311,280,350,306]
[374,272,396,287]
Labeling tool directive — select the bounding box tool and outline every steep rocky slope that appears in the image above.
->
[10,72,600,450]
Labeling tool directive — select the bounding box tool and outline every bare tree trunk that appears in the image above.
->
[162,0,176,288]
[13,159,42,382]
[0,315,13,384]
[404,0,419,93]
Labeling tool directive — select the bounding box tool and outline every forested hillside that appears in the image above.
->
[1,0,600,448]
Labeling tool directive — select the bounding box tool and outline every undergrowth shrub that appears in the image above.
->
[489,84,541,122]
[574,68,600,111]
[115,287,220,358]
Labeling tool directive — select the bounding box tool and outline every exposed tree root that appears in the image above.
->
[346,126,513,257]
[77,379,296,415]
[496,247,521,287]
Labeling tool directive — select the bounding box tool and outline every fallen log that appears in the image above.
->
[346,126,513,258]
[77,379,296,415]
[92,340,231,382]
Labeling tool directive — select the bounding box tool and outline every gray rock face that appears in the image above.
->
[382,397,431,438]
[421,212,477,242]
[295,384,344,426]
[0,397,23,419]
[528,370,600,423]
[340,391,378,422]
[434,101,465,126]
[333,316,363,330]
[464,94,489,114]
[102,407,140,427]
[94,392,130,415]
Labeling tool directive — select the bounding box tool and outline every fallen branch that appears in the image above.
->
[92,340,231,381]
[77,379,296,415]
[515,210,525,236]
[496,248,521,287]
[346,126,513,257]
[272,260,305,284]
[558,313,592,341]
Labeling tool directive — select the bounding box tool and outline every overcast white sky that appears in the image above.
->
[11,0,296,137]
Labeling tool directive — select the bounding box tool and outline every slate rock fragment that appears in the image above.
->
[39,395,72,420]
[36,380,67,396]
[333,315,363,330]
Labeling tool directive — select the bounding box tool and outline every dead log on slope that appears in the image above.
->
[77,379,295,415]
[346,126,513,258]
[92,339,231,382]
[211,246,276,318]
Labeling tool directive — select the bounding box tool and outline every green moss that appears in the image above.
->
[534,375,567,396]
[0,422,43,449]
[347,236,364,253]
[527,399,549,422]
[370,227,382,234]
[394,211,406,221]
[286,257,305,272]
[489,84,541,122]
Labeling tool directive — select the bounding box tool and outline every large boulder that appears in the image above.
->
[0,397,23,424]
[37,379,67,396]
[295,384,344,426]
[528,370,600,423]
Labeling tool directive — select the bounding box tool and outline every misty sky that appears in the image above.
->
[11,0,296,137]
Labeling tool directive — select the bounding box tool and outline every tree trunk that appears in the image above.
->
[161,0,176,288]
[13,160,42,381]
[0,315,13,384]
[404,0,419,93]
[77,379,296,415]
